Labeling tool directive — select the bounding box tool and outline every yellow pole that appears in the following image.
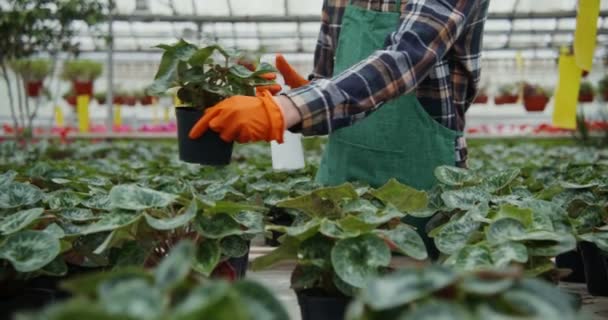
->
[76,95,90,132]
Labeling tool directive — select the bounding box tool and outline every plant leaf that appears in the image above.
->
[154,240,195,291]
[0,207,44,235]
[331,234,391,288]
[434,166,479,187]
[192,239,221,276]
[251,237,299,271]
[491,242,528,267]
[441,187,490,210]
[0,182,44,209]
[144,202,197,231]
[110,184,177,211]
[0,230,60,272]
[370,178,428,212]
[360,266,457,310]
[376,224,427,260]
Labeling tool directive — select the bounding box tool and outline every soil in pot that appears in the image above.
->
[73,81,93,96]
[579,241,608,296]
[296,289,351,320]
[556,250,586,283]
[227,241,251,279]
[26,81,43,97]
[175,107,234,165]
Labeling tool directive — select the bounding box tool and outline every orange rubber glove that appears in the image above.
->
[276,54,309,89]
[188,90,284,144]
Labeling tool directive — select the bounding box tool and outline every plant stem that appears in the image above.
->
[0,62,20,137]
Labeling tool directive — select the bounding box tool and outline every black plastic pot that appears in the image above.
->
[295,289,350,320]
[227,241,251,279]
[175,107,234,165]
[556,250,586,283]
[579,241,608,296]
[265,208,294,247]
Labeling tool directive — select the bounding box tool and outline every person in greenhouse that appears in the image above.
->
[189,0,489,251]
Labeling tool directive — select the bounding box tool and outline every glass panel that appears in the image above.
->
[231,0,285,16]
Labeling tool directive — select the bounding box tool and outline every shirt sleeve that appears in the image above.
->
[285,0,478,136]
[309,0,334,80]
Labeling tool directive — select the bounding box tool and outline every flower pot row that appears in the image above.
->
[63,95,157,107]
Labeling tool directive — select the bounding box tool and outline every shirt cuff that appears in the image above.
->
[284,80,336,136]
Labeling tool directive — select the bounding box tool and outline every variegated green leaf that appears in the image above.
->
[192,239,221,276]
[59,208,98,222]
[144,201,197,231]
[441,187,490,210]
[0,230,61,272]
[109,184,177,210]
[0,207,44,235]
[45,190,82,210]
[434,166,479,187]
[376,224,427,260]
[331,234,391,288]
[0,182,44,209]
[491,242,528,267]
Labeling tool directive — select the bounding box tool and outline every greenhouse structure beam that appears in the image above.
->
[98,28,608,40]
[111,10,608,23]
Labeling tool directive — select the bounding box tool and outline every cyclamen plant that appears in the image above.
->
[252,180,430,297]
[147,39,277,108]
[347,266,586,320]
[16,240,290,320]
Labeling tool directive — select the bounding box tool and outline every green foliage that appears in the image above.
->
[147,39,277,107]
[347,267,586,320]
[252,181,428,296]
[427,142,608,278]
[579,81,595,95]
[61,59,104,81]
[17,240,290,320]
[497,84,516,96]
[9,59,51,81]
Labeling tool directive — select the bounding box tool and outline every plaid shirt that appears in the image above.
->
[286,0,490,166]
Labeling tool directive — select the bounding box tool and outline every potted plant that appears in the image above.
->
[598,75,608,101]
[523,83,551,112]
[427,166,579,281]
[473,86,489,104]
[61,60,103,96]
[578,81,595,103]
[62,89,77,107]
[94,91,106,105]
[136,90,156,106]
[347,266,584,320]
[122,91,137,106]
[10,59,51,97]
[252,180,430,320]
[147,39,277,165]
[16,240,290,320]
[494,84,518,105]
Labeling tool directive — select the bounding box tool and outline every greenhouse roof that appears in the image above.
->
[67,0,608,58]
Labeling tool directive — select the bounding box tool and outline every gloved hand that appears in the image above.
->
[237,59,283,95]
[188,90,285,144]
[276,54,309,89]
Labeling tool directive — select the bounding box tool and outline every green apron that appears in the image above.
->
[315,0,461,255]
